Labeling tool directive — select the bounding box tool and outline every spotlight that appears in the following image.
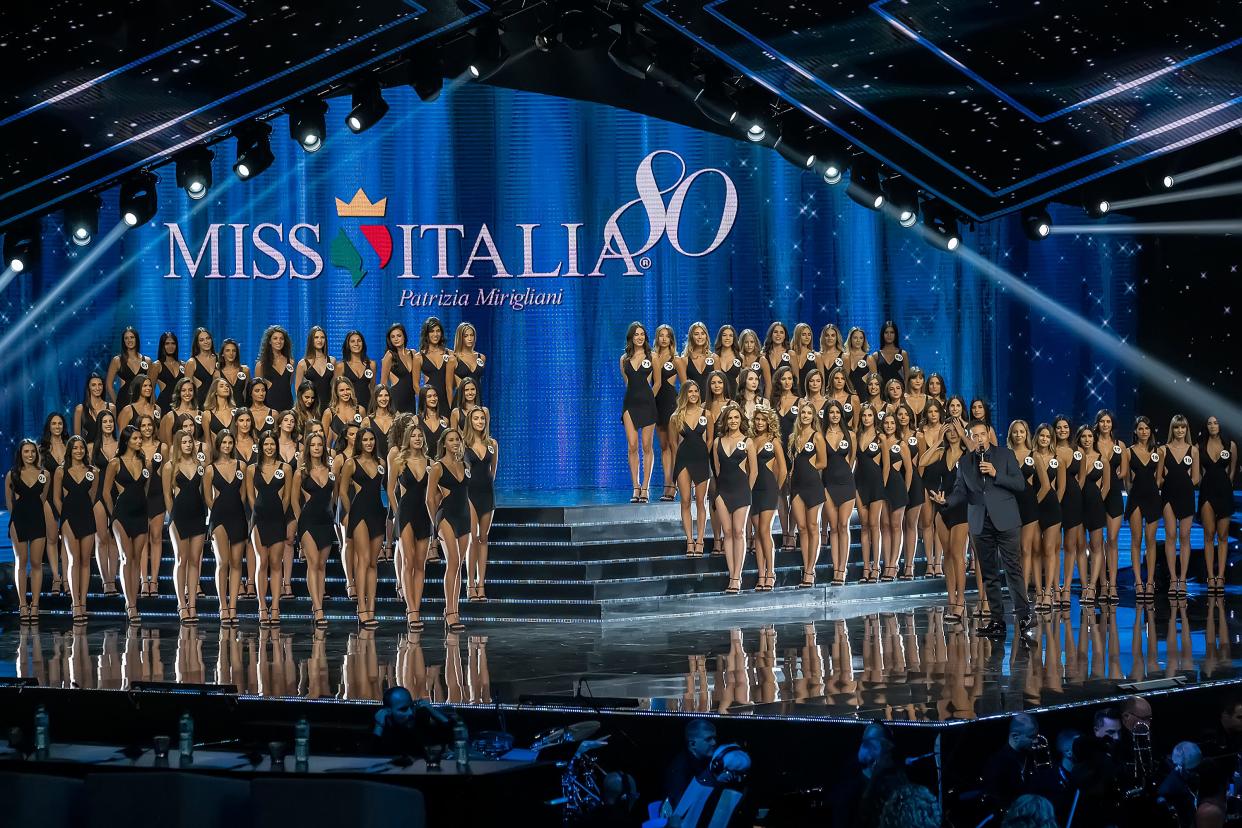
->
[1021,204,1052,240]
[535,2,596,51]
[882,177,920,227]
[846,160,884,210]
[606,37,657,80]
[812,135,851,185]
[63,193,101,246]
[288,98,327,153]
[692,86,738,127]
[346,80,388,134]
[1081,190,1110,219]
[773,122,817,171]
[3,221,39,272]
[407,51,443,102]
[174,145,214,201]
[468,18,509,80]
[922,200,961,252]
[233,122,274,180]
[119,172,158,228]
[734,87,771,144]
[1145,163,1177,192]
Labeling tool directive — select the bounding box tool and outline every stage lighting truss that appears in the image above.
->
[288,98,328,153]
[174,145,215,200]
[63,193,101,247]
[347,79,389,134]
[119,171,158,228]
[3,220,39,272]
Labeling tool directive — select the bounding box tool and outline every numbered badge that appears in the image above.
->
[664,362,674,372]
[839,439,849,450]
[1024,455,1034,466]
[364,368,374,379]
[869,442,879,452]
[85,471,95,482]
[1093,460,1104,471]
[140,360,149,371]
[1183,454,1193,466]
[781,353,790,363]
[705,358,715,367]
[354,413,363,424]
[1150,452,1160,463]
[197,452,206,462]
[1222,450,1232,460]
[698,416,708,427]
[1049,458,1059,469]
[1113,444,1122,455]
[153,452,163,463]
[141,468,151,479]
[843,403,853,413]
[1073,450,1083,461]
[641,359,651,369]
[737,440,747,450]
[37,473,46,484]
[764,442,774,452]
[750,362,760,371]
[895,354,904,362]
[265,416,274,426]
[238,371,247,382]
[274,468,285,480]
[856,359,867,369]
[804,442,815,453]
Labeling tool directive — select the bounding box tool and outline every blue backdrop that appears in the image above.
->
[0,83,1137,493]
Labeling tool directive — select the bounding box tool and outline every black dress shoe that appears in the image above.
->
[978,620,1007,640]
[1018,616,1038,641]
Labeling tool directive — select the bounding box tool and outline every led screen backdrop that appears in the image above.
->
[0,83,1138,493]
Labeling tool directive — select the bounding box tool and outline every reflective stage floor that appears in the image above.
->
[5,588,1240,722]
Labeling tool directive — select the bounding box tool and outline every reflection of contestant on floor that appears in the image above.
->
[6,597,1230,718]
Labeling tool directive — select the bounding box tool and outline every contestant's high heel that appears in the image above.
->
[630,487,641,503]
[660,485,676,502]
[444,611,466,633]
[638,487,649,503]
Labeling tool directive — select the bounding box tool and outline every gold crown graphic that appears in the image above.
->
[335,188,387,218]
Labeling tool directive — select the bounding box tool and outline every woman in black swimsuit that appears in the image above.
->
[185,327,219,407]
[7,439,49,623]
[104,425,150,625]
[427,428,471,633]
[419,317,454,410]
[620,321,657,503]
[39,412,69,598]
[465,407,498,603]
[1159,414,1198,598]
[1053,415,1085,608]
[343,427,386,628]
[390,420,431,631]
[452,322,486,397]
[877,411,911,582]
[218,338,251,409]
[822,399,856,585]
[711,402,756,594]
[1126,416,1161,601]
[88,409,120,596]
[294,430,336,629]
[135,413,166,599]
[338,330,377,410]
[652,325,679,502]
[105,326,150,404]
[160,377,201,446]
[54,436,98,624]
[1077,425,1113,604]
[787,399,827,587]
[254,325,295,413]
[74,372,113,446]
[205,429,247,627]
[670,382,710,557]
[1199,416,1237,595]
[249,431,291,627]
[853,404,884,583]
[749,405,785,591]
[152,331,183,412]
[1032,424,1065,610]
[296,325,335,412]
[382,322,420,415]
[871,320,909,390]
[164,430,207,623]
[1007,420,1040,599]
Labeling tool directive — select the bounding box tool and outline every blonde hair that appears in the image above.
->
[669,381,703,435]
[1167,414,1190,445]
[465,406,493,448]
[791,322,814,353]
[1006,419,1033,452]
[786,397,817,458]
[681,321,710,358]
[846,326,870,354]
[452,322,477,354]
[396,417,429,467]
[818,324,843,354]
[654,324,678,358]
[749,404,779,440]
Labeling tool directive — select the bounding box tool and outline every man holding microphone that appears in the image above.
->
[930,419,1034,642]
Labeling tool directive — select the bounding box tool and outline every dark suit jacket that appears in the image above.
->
[944,444,1026,534]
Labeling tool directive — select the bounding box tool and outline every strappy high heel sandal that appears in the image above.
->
[831,571,847,586]
[407,611,424,632]
[1081,585,1097,604]
[660,485,675,502]
[638,487,649,503]
[630,487,641,504]
[944,603,966,624]
[313,607,329,629]
[879,567,896,583]
[798,568,816,588]
[259,606,273,629]
[444,611,466,633]
[126,606,141,626]
[72,604,89,625]
[899,566,916,581]
[362,611,379,630]
[725,577,741,595]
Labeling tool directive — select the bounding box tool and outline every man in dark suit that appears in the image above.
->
[930,419,1034,641]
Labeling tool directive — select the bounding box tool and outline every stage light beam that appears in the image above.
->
[954,242,1242,436]
[1050,220,1242,235]
[1108,179,1242,211]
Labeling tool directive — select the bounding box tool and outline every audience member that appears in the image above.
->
[981,713,1039,808]
[1202,697,1242,760]
[1000,794,1058,828]
[666,744,752,828]
[1094,707,1122,743]
[370,686,453,760]
[876,784,940,828]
